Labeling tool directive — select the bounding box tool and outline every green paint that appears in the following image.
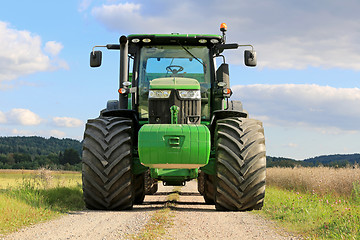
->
[128,34,222,40]
[138,124,210,168]
[151,168,198,184]
[199,158,216,175]
[132,157,148,175]
[170,105,179,124]
[149,77,200,90]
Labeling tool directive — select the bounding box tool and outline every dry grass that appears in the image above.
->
[0,169,81,189]
[0,169,83,235]
[267,166,360,197]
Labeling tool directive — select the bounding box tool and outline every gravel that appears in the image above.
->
[165,181,300,239]
[2,181,301,240]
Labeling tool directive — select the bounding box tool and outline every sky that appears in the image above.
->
[0,0,359,160]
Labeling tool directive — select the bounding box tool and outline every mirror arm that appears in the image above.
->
[238,44,254,53]
[92,45,106,55]
[92,44,121,55]
[216,43,256,57]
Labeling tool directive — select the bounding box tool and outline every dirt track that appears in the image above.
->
[3,181,298,240]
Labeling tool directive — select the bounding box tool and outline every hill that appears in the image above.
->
[0,136,82,170]
[303,153,360,167]
[267,154,360,168]
[0,136,82,156]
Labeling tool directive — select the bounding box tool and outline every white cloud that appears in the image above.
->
[7,108,42,126]
[49,129,66,138]
[91,3,143,31]
[287,143,298,148]
[91,2,205,34]
[0,111,6,123]
[44,41,63,56]
[89,0,360,70]
[78,0,93,12]
[52,117,83,128]
[0,21,67,85]
[9,128,66,138]
[232,84,360,132]
[11,129,35,136]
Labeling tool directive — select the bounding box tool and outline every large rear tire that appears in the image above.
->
[215,117,266,211]
[82,117,134,210]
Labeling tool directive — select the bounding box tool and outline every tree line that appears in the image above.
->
[0,136,82,171]
[267,154,360,168]
[1,136,359,170]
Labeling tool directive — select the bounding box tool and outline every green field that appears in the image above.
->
[0,169,84,235]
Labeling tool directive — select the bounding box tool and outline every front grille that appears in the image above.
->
[149,90,201,124]
[179,100,200,124]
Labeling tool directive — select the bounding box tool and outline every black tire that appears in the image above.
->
[215,117,266,211]
[82,117,134,210]
[203,173,215,204]
[144,169,158,195]
[197,170,205,195]
[198,170,215,204]
[134,173,145,204]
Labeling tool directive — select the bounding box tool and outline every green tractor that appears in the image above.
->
[82,23,266,211]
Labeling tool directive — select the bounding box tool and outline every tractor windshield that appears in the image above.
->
[138,45,211,119]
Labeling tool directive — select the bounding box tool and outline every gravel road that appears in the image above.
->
[2,181,299,240]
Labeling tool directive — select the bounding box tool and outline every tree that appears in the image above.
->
[60,148,81,165]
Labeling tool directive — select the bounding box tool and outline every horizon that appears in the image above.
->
[1,135,359,162]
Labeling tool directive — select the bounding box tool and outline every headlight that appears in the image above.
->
[178,90,201,99]
[149,90,171,99]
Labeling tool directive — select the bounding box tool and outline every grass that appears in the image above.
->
[266,166,360,196]
[0,169,81,189]
[0,169,84,235]
[263,167,360,239]
[131,207,174,240]
[130,186,181,240]
[0,194,56,234]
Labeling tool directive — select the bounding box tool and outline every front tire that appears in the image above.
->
[144,169,158,195]
[203,173,215,204]
[215,117,266,211]
[82,117,134,210]
[134,173,145,204]
[197,170,205,195]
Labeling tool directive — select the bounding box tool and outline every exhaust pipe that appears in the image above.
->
[119,35,128,109]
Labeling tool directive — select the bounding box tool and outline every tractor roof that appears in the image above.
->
[127,34,222,46]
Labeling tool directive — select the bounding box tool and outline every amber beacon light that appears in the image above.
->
[220,23,227,32]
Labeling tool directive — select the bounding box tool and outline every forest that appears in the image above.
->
[0,136,82,171]
[1,136,359,170]
[267,154,360,168]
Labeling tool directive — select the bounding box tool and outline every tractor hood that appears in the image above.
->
[149,77,200,90]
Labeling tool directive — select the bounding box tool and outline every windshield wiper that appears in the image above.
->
[178,42,207,72]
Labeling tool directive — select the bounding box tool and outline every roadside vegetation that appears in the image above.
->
[0,169,84,236]
[263,166,360,239]
[130,187,181,240]
[2,166,360,239]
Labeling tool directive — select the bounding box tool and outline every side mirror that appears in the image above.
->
[244,50,257,67]
[90,51,102,67]
[216,63,230,88]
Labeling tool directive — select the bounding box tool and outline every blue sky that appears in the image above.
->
[0,0,359,160]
